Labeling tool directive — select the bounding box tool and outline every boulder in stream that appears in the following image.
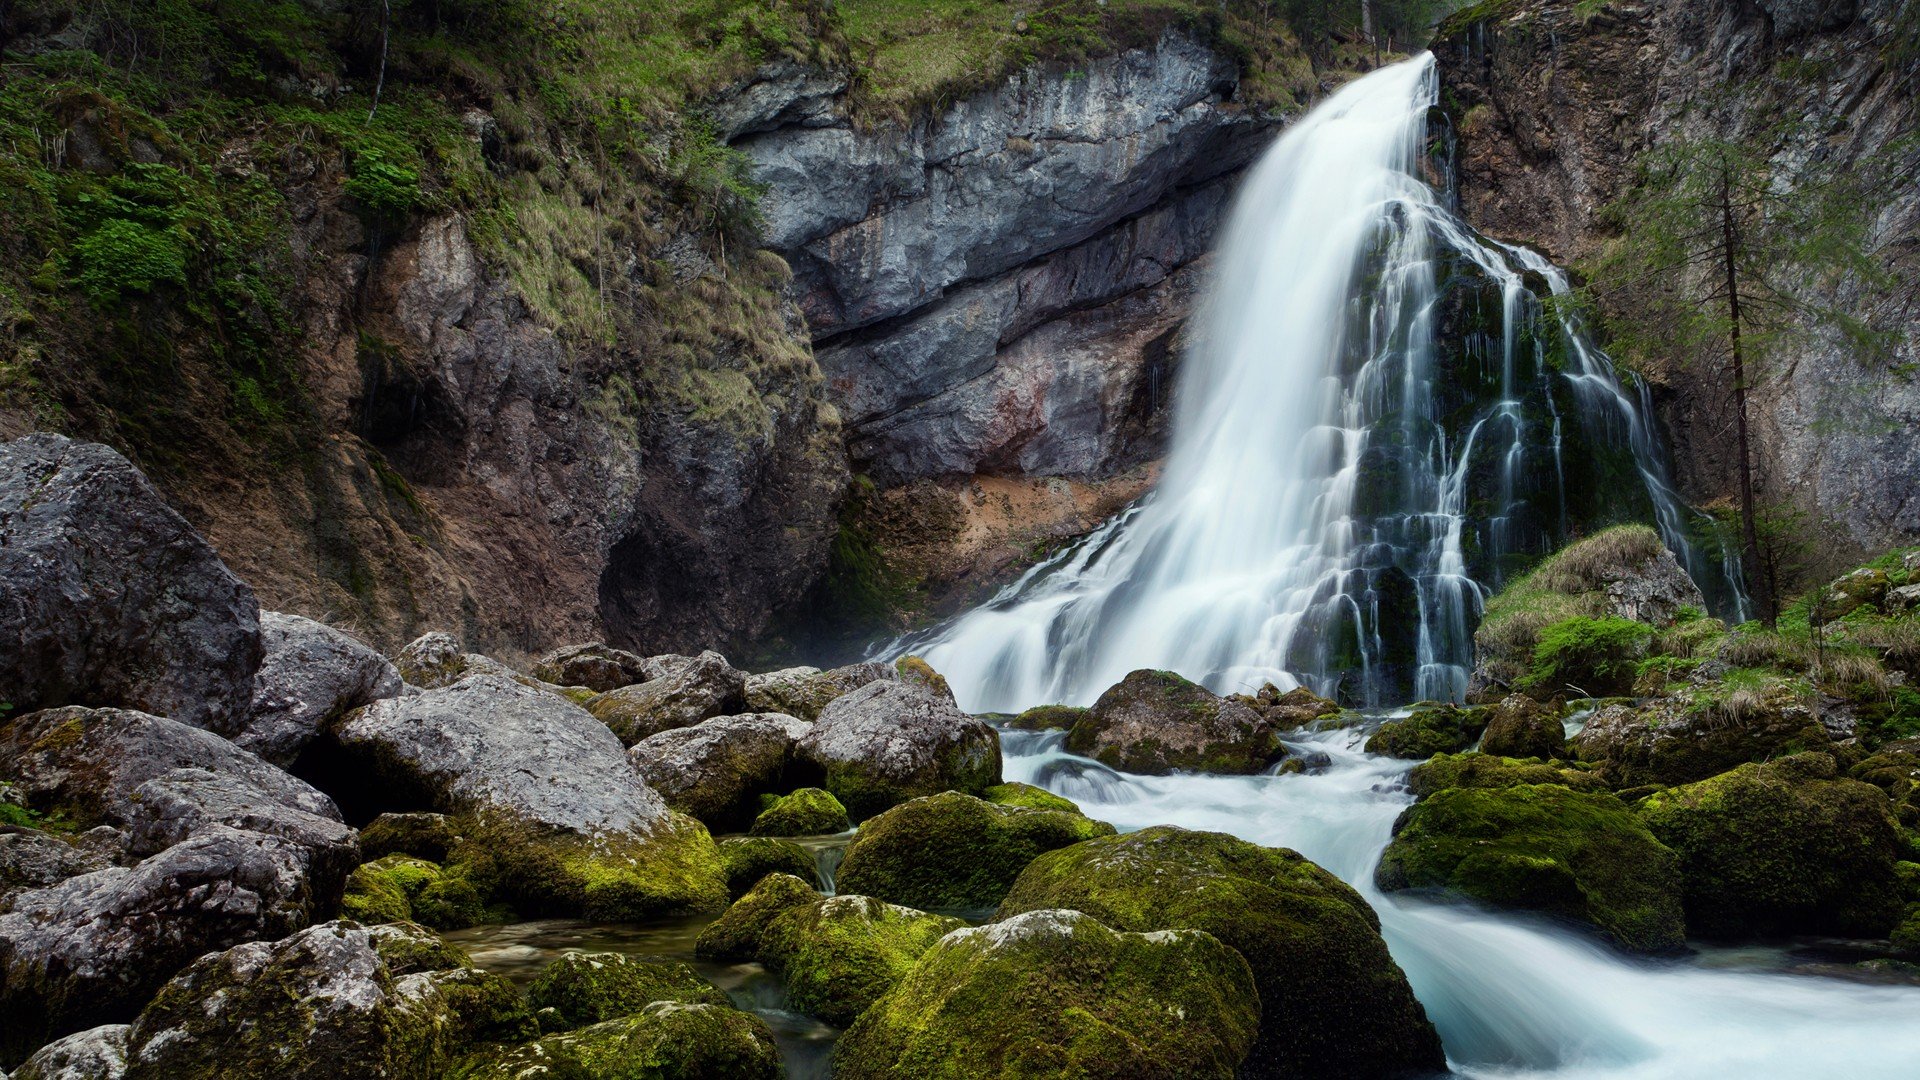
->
[835,908,1260,1080]
[450,1003,782,1080]
[744,662,895,721]
[717,836,819,896]
[996,825,1444,1079]
[836,790,1113,911]
[1363,701,1488,760]
[1477,694,1568,760]
[1067,669,1287,775]
[749,787,850,836]
[795,681,1001,820]
[526,952,729,1029]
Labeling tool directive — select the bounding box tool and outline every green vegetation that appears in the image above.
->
[340,853,490,929]
[450,1002,783,1080]
[757,893,967,1026]
[750,787,851,836]
[695,871,825,962]
[717,835,820,896]
[526,953,730,1029]
[1365,702,1489,759]
[835,790,1115,911]
[1376,783,1687,952]
[1522,616,1654,698]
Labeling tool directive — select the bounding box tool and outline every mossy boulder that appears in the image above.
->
[1007,705,1090,732]
[1407,753,1603,798]
[694,872,825,962]
[1636,753,1906,939]
[1850,740,1920,828]
[981,781,1082,814]
[744,662,894,721]
[340,853,487,930]
[758,893,967,1027]
[894,655,953,701]
[1571,693,1831,789]
[1233,683,1345,730]
[834,909,1260,1080]
[1818,567,1892,622]
[795,681,1001,821]
[1478,694,1568,760]
[996,826,1444,1079]
[1376,784,1686,952]
[750,787,850,836]
[448,1002,782,1080]
[628,713,812,831]
[360,812,463,863]
[1892,862,1920,956]
[584,651,748,745]
[1067,670,1287,776]
[527,953,729,1029]
[836,791,1116,911]
[1364,702,1489,759]
[717,836,819,896]
[122,921,533,1079]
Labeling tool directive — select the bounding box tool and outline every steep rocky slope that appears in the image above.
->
[1436,0,1919,572]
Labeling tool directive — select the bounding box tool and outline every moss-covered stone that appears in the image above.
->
[894,655,953,701]
[694,872,824,962]
[341,854,488,930]
[996,826,1444,1079]
[1407,753,1603,797]
[1066,669,1287,775]
[1571,692,1832,789]
[749,787,850,836]
[1637,753,1907,939]
[981,781,1083,814]
[527,952,729,1030]
[1851,740,1920,828]
[717,836,819,896]
[1364,702,1489,759]
[360,812,464,863]
[1376,784,1685,952]
[450,810,730,923]
[1478,694,1568,759]
[834,909,1260,1080]
[448,1002,782,1080]
[759,893,966,1027]
[836,791,1114,911]
[1007,705,1090,732]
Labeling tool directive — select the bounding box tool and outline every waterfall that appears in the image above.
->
[904,53,1742,713]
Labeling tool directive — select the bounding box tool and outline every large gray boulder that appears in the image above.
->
[234,612,403,766]
[0,706,340,830]
[585,650,747,745]
[121,769,358,887]
[0,434,261,731]
[0,828,117,913]
[11,1024,129,1080]
[744,662,893,722]
[628,713,813,830]
[795,681,1000,821]
[325,674,727,918]
[1066,669,1287,776]
[121,920,532,1079]
[0,827,326,1065]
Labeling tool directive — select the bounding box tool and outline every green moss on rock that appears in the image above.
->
[341,854,488,930]
[836,791,1115,911]
[1364,702,1490,760]
[1637,753,1906,939]
[1478,694,1569,760]
[527,952,729,1030]
[750,787,851,836]
[694,872,824,962]
[1376,783,1685,952]
[759,893,966,1027]
[448,1001,782,1080]
[1007,705,1090,732]
[996,826,1444,1079]
[1407,753,1603,798]
[452,810,730,922]
[1066,669,1287,775]
[981,781,1083,814]
[834,909,1260,1080]
[717,836,819,896]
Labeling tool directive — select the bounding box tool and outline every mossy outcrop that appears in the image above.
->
[1364,702,1489,760]
[1008,705,1091,732]
[1406,753,1603,798]
[795,681,1001,821]
[981,782,1083,814]
[834,909,1260,1080]
[694,872,825,962]
[340,854,487,930]
[750,787,851,836]
[996,826,1444,1079]
[448,1002,783,1080]
[757,893,967,1027]
[526,953,729,1030]
[1376,783,1686,952]
[745,662,895,721]
[1636,753,1906,939]
[717,836,819,896]
[836,791,1115,911]
[1067,670,1287,775]
[1478,694,1568,760]
[629,713,813,831]
[583,651,748,746]
[1571,692,1831,789]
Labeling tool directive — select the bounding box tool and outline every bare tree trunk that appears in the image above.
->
[1720,164,1771,624]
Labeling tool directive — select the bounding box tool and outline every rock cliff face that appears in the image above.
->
[1437,0,1920,563]
[737,31,1281,488]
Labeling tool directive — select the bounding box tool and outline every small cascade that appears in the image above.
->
[901,53,1741,713]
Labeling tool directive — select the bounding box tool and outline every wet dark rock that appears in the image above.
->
[0,434,261,731]
[586,651,748,745]
[1068,669,1287,776]
[628,713,812,830]
[235,612,403,767]
[794,681,1001,820]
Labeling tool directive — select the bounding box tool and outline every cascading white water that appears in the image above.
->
[905,53,1741,714]
[1002,728,1920,1078]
